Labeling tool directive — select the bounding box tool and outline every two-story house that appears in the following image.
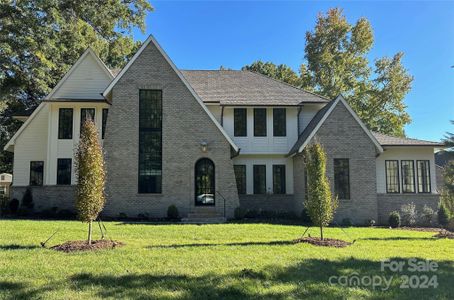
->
[4,35,443,224]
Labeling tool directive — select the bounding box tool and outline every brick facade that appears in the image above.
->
[102,40,239,218]
[293,101,379,225]
[377,193,440,225]
[11,186,75,212]
[239,194,296,213]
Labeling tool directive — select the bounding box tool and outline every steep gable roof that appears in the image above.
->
[288,95,383,156]
[46,48,113,100]
[179,70,329,105]
[102,35,239,152]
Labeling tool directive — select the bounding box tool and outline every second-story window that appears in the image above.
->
[58,108,73,139]
[273,108,286,137]
[234,108,247,137]
[80,108,95,134]
[254,108,267,137]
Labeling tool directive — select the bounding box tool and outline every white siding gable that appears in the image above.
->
[49,49,113,100]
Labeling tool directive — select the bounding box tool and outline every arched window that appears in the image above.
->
[195,158,215,206]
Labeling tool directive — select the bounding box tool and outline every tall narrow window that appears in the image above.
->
[234,108,247,137]
[57,158,71,185]
[30,161,44,186]
[273,108,286,137]
[334,159,350,199]
[253,108,267,137]
[417,160,431,193]
[58,108,73,139]
[401,160,415,193]
[273,165,286,194]
[385,160,400,193]
[102,108,108,139]
[138,90,162,193]
[253,165,266,194]
[234,165,246,194]
[80,108,95,131]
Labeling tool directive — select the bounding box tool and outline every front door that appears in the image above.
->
[195,158,215,206]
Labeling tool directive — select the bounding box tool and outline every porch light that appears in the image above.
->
[200,141,208,153]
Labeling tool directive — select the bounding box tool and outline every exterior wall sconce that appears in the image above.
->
[200,141,208,153]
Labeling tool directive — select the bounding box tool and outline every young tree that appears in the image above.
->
[75,120,106,245]
[304,143,338,240]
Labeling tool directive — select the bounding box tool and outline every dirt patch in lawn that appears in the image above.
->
[433,230,454,239]
[51,240,124,253]
[294,237,351,248]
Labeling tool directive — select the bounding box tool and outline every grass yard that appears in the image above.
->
[0,220,453,299]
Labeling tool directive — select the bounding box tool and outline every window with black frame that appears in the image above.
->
[195,158,215,206]
[234,108,247,137]
[253,165,266,194]
[273,108,286,137]
[30,161,44,186]
[58,108,73,139]
[273,165,286,194]
[138,90,162,193]
[253,108,267,137]
[334,159,350,199]
[417,160,431,193]
[385,160,400,193]
[234,165,246,194]
[80,108,95,134]
[401,160,415,193]
[102,108,108,139]
[57,158,71,185]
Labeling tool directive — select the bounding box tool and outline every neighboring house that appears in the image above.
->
[0,173,13,198]
[4,35,444,224]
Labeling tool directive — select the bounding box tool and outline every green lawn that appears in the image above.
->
[0,220,453,299]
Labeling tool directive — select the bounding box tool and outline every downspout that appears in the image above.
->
[297,105,303,134]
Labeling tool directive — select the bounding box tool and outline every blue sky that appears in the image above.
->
[132,1,454,142]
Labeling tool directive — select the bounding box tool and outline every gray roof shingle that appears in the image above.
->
[179,70,329,105]
[372,132,444,147]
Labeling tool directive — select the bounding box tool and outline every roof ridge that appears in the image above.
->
[245,70,331,102]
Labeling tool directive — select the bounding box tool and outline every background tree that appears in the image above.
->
[75,120,106,245]
[243,8,413,137]
[304,143,338,240]
[440,121,454,218]
[0,0,153,172]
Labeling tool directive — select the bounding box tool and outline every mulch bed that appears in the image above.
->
[398,227,443,232]
[433,230,454,239]
[50,240,124,253]
[294,237,351,248]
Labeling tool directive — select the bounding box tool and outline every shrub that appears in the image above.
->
[419,205,435,227]
[244,209,258,218]
[400,202,417,226]
[21,187,34,209]
[341,218,352,227]
[447,218,454,232]
[367,219,376,227]
[389,211,401,228]
[301,208,312,224]
[118,212,128,220]
[9,199,19,214]
[234,207,246,220]
[167,205,179,220]
[39,207,59,219]
[0,196,9,216]
[438,204,450,227]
